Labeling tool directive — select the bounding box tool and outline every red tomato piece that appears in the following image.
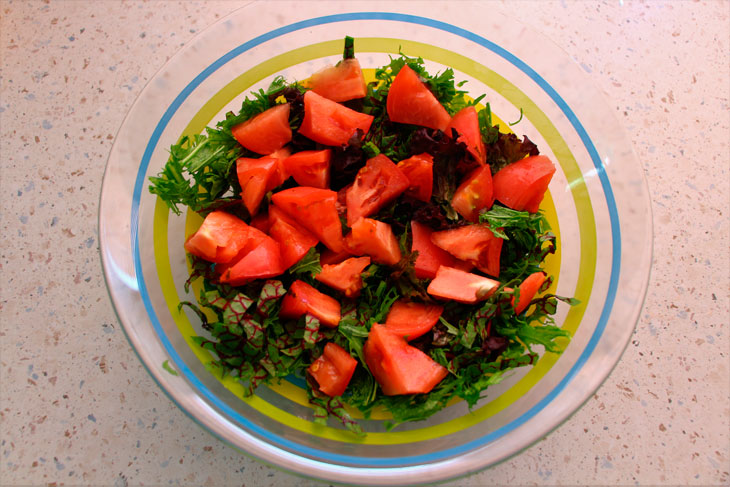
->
[396,153,434,202]
[268,205,319,270]
[363,324,448,395]
[249,212,270,234]
[271,187,345,253]
[279,280,341,328]
[183,210,251,264]
[298,90,374,146]
[386,64,451,132]
[431,224,503,277]
[445,106,486,164]
[231,104,292,155]
[218,235,284,286]
[283,149,331,189]
[512,271,547,315]
[315,256,371,297]
[267,146,292,191]
[308,342,358,397]
[236,156,278,216]
[410,221,473,279]
[384,300,444,341]
[451,165,494,222]
[427,266,500,304]
[319,248,353,266]
[306,58,367,102]
[492,155,556,213]
[345,154,410,226]
[345,218,401,266]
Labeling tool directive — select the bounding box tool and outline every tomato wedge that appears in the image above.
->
[279,280,341,327]
[315,256,371,297]
[492,155,556,213]
[396,153,434,202]
[427,266,500,304]
[363,323,448,395]
[271,187,345,253]
[431,224,503,277]
[218,235,284,286]
[231,103,292,155]
[345,154,410,226]
[445,106,486,164]
[410,220,472,279]
[345,218,401,266]
[512,271,547,315]
[298,90,374,146]
[308,342,358,397]
[384,300,444,341]
[319,248,353,266]
[283,149,331,189]
[184,210,252,264]
[268,205,319,270]
[305,58,367,102]
[386,64,451,132]
[236,156,278,216]
[451,165,494,222]
[267,146,292,190]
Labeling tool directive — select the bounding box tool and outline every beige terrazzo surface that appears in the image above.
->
[1,0,728,485]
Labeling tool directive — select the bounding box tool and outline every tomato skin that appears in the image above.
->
[236,156,278,216]
[451,165,494,222]
[363,324,448,395]
[231,104,292,155]
[492,155,556,213]
[396,153,434,202]
[271,187,345,253]
[315,256,371,297]
[283,150,331,189]
[384,300,444,341]
[279,280,341,328]
[386,65,452,132]
[308,342,358,397]
[298,90,374,146]
[345,154,410,226]
[183,210,252,264]
[345,218,402,266]
[445,106,486,164]
[305,58,367,102]
[431,224,503,277]
[512,271,547,315]
[426,266,500,304]
[410,221,472,279]
[219,235,284,286]
[268,205,319,270]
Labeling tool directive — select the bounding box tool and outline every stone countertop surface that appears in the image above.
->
[1,1,728,485]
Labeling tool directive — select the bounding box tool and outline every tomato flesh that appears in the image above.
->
[427,266,500,304]
[268,205,319,270]
[299,90,374,146]
[308,342,358,397]
[384,300,444,341]
[410,221,472,279]
[386,64,451,132]
[512,271,547,315]
[431,224,503,277]
[492,155,556,213]
[184,210,252,264]
[345,218,401,266]
[279,280,341,327]
[306,58,367,102]
[396,153,434,202]
[316,256,371,297]
[267,146,292,191]
[236,156,278,216]
[218,235,284,286]
[231,103,292,155]
[445,106,486,164]
[363,324,448,395]
[271,187,345,253]
[283,149,331,189]
[345,154,410,226]
[451,165,494,222]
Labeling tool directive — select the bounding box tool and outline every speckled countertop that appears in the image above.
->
[1,1,728,485]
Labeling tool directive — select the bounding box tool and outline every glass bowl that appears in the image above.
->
[99,3,652,485]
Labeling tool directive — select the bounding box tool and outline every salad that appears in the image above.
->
[149,37,576,434]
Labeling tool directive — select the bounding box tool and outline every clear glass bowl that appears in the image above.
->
[99,3,652,485]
